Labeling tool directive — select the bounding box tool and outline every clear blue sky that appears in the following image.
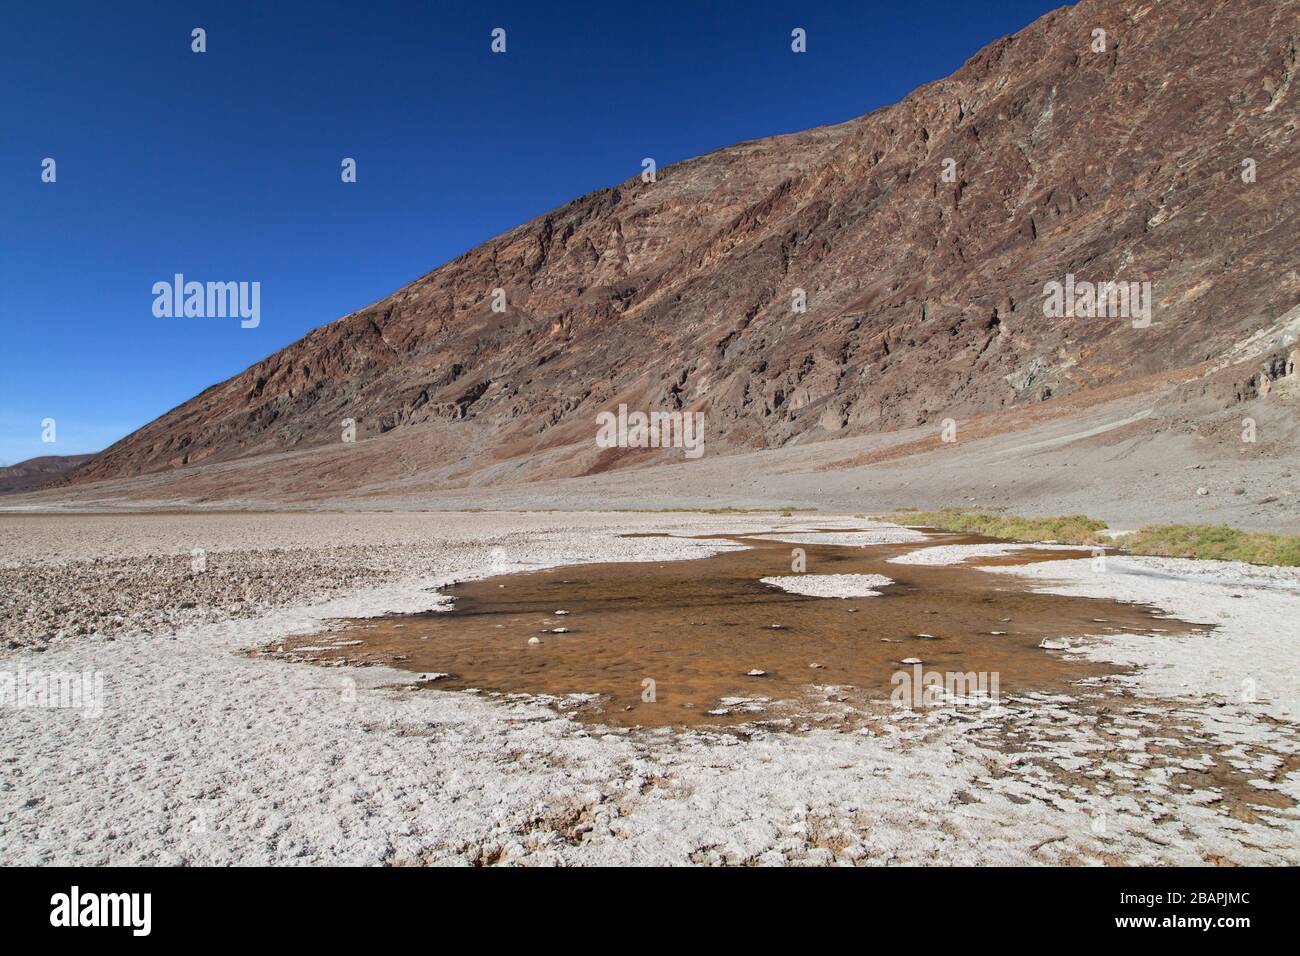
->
[0,0,1063,465]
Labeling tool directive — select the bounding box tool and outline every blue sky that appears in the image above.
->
[0,0,1064,464]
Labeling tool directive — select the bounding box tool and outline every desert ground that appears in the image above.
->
[2,508,1296,865]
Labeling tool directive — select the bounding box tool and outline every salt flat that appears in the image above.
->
[0,512,1296,865]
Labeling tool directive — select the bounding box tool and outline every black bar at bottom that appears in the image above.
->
[0,865,1279,940]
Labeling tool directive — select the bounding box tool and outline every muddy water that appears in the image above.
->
[275,530,1205,728]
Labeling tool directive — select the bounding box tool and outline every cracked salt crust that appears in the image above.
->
[1,515,1296,865]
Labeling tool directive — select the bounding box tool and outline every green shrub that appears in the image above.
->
[892,510,1300,566]
[1122,525,1300,567]
[895,509,1108,545]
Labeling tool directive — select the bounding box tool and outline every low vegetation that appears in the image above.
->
[894,509,1109,546]
[893,509,1300,566]
[1121,524,1300,567]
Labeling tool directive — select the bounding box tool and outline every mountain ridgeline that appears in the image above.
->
[69,0,1299,489]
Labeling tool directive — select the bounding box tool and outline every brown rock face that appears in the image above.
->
[70,0,1299,489]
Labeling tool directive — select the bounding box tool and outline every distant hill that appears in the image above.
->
[0,454,96,495]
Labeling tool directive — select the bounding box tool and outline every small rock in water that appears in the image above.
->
[769,624,785,630]
[747,669,768,677]
[554,610,570,615]
[528,636,542,645]
[914,633,939,640]
[415,672,450,683]
[900,657,924,665]
[809,662,825,669]
[549,627,571,633]
[1039,639,1070,651]
[990,630,1007,635]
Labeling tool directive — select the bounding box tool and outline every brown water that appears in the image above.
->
[273,530,1206,728]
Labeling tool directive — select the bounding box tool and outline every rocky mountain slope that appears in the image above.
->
[68,0,1299,490]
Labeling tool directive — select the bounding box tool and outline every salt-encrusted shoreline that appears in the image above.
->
[751,529,928,547]
[1,514,1296,865]
[887,542,1082,565]
[975,553,1300,725]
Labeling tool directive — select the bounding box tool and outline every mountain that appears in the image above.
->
[0,454,96,495]
[66,0,1299,494]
